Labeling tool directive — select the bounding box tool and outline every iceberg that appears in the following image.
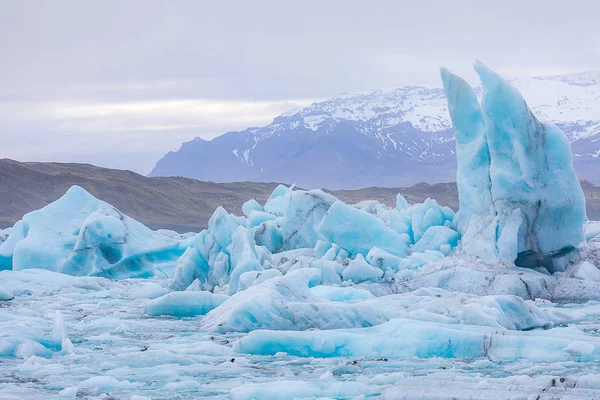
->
[319,201,411,257]
[0,186,192,278]
[200,267,591,333]
[235,317,600,362]
[341,254,384,283]
[273,188,337,251]
[145,291,228,317]
[441,62,586,269]
[171,183,458,292]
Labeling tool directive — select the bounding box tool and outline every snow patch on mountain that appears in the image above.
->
[150,70,600,189]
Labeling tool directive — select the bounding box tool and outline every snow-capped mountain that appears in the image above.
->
[150,70,600,189]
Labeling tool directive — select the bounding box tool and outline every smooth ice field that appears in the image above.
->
[2,63,600,399]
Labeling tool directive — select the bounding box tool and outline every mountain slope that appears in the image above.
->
[151,70,600,189]
[0,159,279,232]
[0,159,461,232]
[5,160,600,233]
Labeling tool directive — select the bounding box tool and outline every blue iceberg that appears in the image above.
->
[441,62,586,269]
[0,186,192,278]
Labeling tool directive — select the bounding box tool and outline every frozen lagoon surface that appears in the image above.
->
[3,63,600,399]
[4,266,600,399]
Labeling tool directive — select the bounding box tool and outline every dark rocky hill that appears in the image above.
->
[3,159,600,232]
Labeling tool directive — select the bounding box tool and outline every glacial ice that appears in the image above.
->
[441,62,586,268]
[145,291,229,317]
[341,254,384,283]
[0,186,192,278]
[3,63,600,399]
[319,200,411,257]
[235,317,600,361]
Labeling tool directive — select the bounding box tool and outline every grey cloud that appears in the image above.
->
[0,0,598,173]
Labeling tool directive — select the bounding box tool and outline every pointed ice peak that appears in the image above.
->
[440,66,485,146]
[64,185,96,201]
[473,60,507,89]
[440,65,492,237]
[473,60,537,132]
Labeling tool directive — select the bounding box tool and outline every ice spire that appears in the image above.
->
[440,66,492,229]
[441,62,586,270]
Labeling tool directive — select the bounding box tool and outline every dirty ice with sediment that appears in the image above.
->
[2,63,600,399]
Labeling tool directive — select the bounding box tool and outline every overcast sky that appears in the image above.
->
[1,0,599,174]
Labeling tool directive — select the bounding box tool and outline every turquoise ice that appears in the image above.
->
[0,186,192,278]
[441,62,586,268]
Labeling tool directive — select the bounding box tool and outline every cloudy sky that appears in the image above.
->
[1,0,599,174]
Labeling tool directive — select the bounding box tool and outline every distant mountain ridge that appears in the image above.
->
[0,159,459,232]
[4,160,600,233]
[151,70,600,189]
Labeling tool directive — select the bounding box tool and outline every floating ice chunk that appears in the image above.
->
[235,317,600,362]
[398,259,600,302]
[564,341,595,356]
[14,340,52,359]
[571,261,600,282]
[228,226,265,293]
[0,294,81,358]
[253,221,282,252]
[171,245,211,291]
[441,63,586,268]
[208,206,242,250]
[396,194,410,211]
[3,186,189,278]
[202,268,571,333]
[277,189,338,250]
[246,210,276,227]
[342,254,384,283]
[304,258,341,284]
[399,250,446,271]
[145,291,228,317]
[59,386,78,397]
[241,199,263,217]
[263,184,292,216]
[389,209,413,240]
[366,247,403,273]
[310,285,375,302]
[319,201,410,257]
[53,311,74,354]
[412,226,460,255]
[73,211,128,251]
[78,376,137,391]
[0,221,25,270]
[237,269,282,292]
[313,240,332,259]
[172,218,269,293]
[128,281,169,299]
[406,198,454,243]
[200,268,322,332]
[353,200,391,223]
